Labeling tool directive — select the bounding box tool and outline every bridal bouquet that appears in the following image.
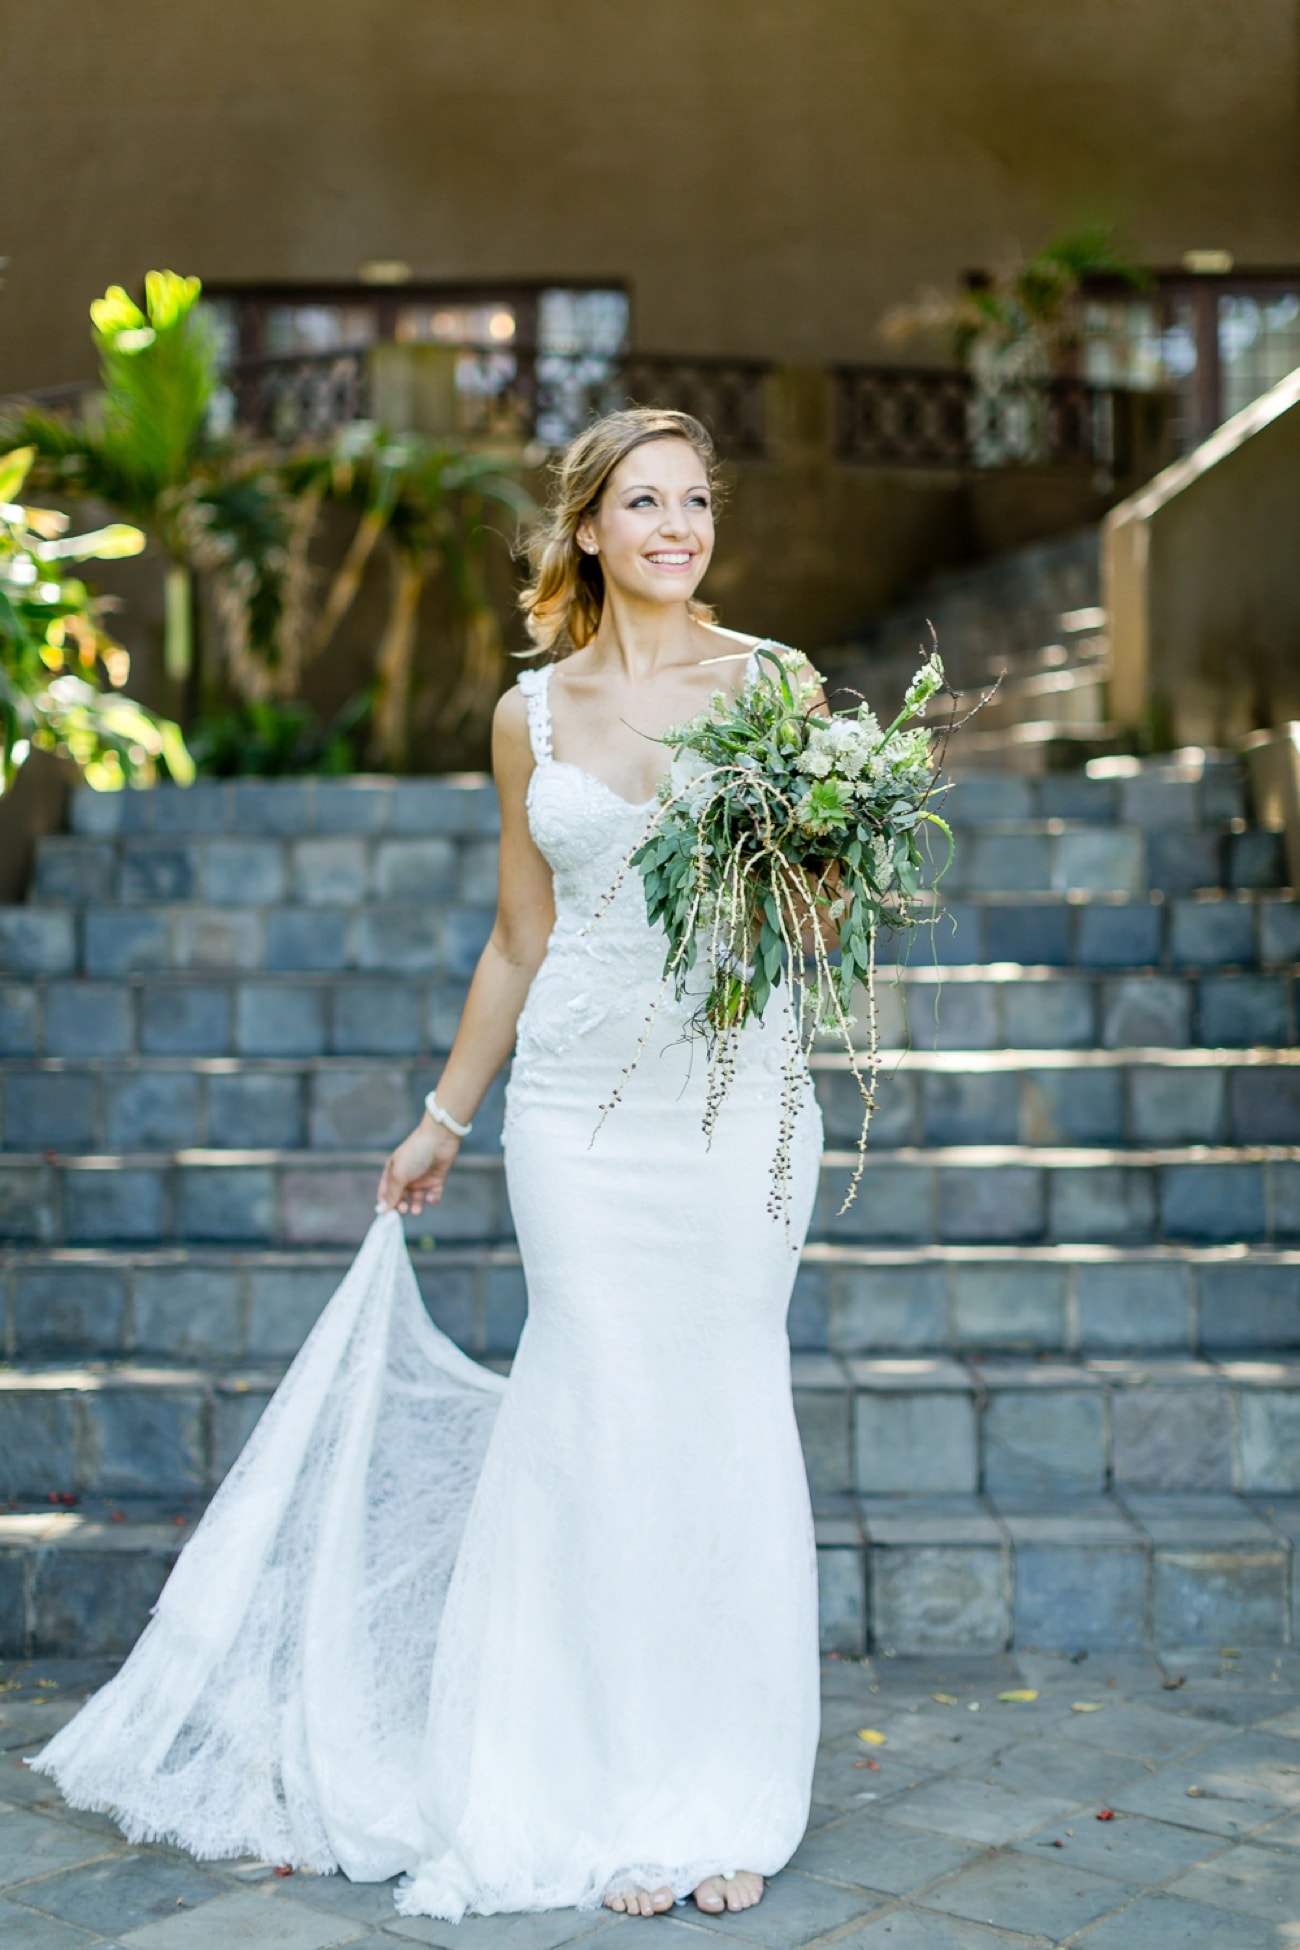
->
[601,646,951,1215]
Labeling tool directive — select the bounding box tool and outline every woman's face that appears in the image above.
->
[577,437,714,609]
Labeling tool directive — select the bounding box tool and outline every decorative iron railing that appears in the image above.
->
[225,350,372,445]
[832,364,1123,471]
[219,344,772,459]
[3,353,1129,475]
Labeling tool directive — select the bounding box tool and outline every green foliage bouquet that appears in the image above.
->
[603,646,951,1213]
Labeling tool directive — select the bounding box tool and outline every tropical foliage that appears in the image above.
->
[3,273,530,770]
[0,445,192,791]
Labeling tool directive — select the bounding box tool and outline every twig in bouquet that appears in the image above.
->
[589,879,703,1141]
[772,851,878,1215]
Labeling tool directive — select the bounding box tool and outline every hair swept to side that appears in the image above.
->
[518,406,722,656]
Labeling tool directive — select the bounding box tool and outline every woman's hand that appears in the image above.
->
[376,1117,461,1217]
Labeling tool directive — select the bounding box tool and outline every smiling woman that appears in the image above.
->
[35,406,826,1928]
[520,406,724,657]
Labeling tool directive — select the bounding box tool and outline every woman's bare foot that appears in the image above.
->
[693,1870,764,1913]
[603,1884,674,1916]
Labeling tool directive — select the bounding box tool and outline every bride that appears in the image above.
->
[34,407,827,1923]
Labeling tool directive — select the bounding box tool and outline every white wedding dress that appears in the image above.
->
[34,650,825,1919]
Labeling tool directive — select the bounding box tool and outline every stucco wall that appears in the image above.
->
[2,0,1297,391]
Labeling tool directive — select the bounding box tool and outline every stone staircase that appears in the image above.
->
[1,759,1297,1661]
[826,528,1121,772]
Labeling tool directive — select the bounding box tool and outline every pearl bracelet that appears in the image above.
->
[424,1091,472,1139]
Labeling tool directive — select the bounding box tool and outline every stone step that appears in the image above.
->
[3,1049,1299,1154]
[2,1144,1298,1247]
[29,819,1286,907]
[2,1242,1297,1363]
[860,963,1298,1048]
[69,775,502,839]
[815,1490,1300,1655]
[791,1352,1300,1501]
[3,964,1297,1068]
[5,889,1295,981]
[879,889,1299,972]
[4,1487,1296,1657]
[65,761,1251,841]
[2,1474,1300,1661]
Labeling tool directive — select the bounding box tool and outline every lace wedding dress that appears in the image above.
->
[34,648,825,1919]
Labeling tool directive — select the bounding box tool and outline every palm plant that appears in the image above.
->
[285,428,530,770]
[0,444,193,790]
[4,272,531,770]
[7,271,307,695]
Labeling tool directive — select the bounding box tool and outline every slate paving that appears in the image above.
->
[3,1648,1300,1947]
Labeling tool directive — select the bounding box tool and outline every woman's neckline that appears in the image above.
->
[538,638,771,811]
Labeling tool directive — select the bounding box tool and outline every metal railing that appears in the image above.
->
[225,350,372,445]
[4,352,1128,475]
[220,344,772,459]
[833,364,1123,471]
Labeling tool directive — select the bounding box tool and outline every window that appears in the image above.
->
[1081,274,1300,453]
[1218,292,1300,421]
[202,282,630,446]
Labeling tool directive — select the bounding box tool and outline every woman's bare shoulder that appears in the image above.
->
[698,623,767,654]
[492,682,535,786]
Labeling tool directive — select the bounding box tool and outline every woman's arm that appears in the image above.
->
[376,687,555,1216]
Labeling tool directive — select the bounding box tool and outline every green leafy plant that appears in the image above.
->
[0,445,193,791]
[285,426,531,769]
[187,690,372,778]
[882,223,1148,380]
[7,272,303,694]
[6,277,531,767]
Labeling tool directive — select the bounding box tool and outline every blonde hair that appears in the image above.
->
[519,407,721,655]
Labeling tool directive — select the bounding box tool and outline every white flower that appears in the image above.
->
[904,654,945,717]
[797,716,876,781]
[796,745,834,779]
[870,836,896,890]
[886,727,931,771]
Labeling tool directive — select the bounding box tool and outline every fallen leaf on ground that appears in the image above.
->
[1072,1702,1105,1713]
[932,1693,958,1705]
[1096,1809,1114,1822]
[998,1690,1038,1703]
[857,1729,887,1745]
[1162,1676,1185,1690]
[274,1865,294,1877]
[852,1758,881,1771]
[1220,1647,1240,1658]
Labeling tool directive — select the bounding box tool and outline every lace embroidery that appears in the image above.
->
[516,665,554,764]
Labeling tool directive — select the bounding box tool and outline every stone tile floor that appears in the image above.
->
[2,1647,1300,1947]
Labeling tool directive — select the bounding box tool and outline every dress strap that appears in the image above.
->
[516,665,554,765]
